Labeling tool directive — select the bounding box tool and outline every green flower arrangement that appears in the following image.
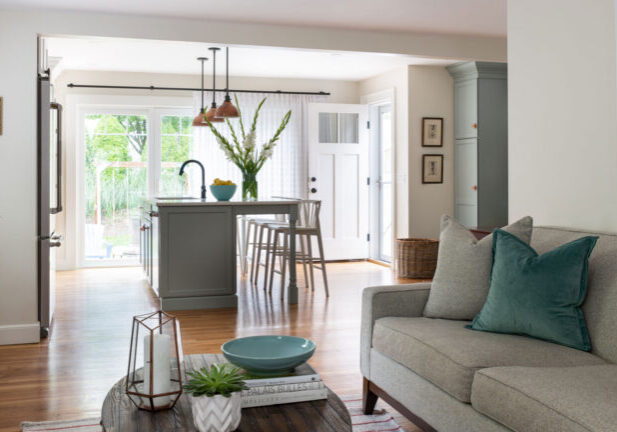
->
[206,95,292,201]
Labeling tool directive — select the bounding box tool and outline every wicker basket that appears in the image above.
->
[396,238,439,279]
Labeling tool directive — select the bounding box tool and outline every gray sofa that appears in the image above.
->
[361,227,617,432]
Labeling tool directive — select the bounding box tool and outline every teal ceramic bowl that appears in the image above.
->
[222,336,316,376]
[209,184,237,201]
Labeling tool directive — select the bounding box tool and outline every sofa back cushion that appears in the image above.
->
[531,227,617,363]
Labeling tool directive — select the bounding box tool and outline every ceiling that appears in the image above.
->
[46,37,457,81]
[4,0,507,37]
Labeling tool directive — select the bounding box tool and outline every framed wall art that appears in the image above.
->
[422,117,443,147]
[422,154,444,184]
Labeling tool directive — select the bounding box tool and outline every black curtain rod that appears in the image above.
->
[67,83,330,96]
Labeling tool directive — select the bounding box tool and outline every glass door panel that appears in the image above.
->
[159,114,194,197]
[84,113,148,262]
[378,106,393,262]
[318,112,360,144]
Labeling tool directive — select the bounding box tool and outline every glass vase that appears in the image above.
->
[242,173,258,201]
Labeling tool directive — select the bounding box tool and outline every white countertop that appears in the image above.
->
[152,199,300,207]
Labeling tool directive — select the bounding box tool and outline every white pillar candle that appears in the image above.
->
[143,333,171,408]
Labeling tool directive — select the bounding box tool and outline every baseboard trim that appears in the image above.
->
[0,323,40,345]
[367,259,392,268]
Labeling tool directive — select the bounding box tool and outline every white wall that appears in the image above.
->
[408,66,454,238]
[52,70,359,270]
[0,13,40,344]
[0,7,504,344]
[508,0,617,232]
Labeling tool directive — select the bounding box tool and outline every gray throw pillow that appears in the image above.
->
[423,215,533,320]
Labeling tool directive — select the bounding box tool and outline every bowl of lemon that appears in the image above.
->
[209,178,237,201]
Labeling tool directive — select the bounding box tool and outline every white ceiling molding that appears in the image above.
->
[45,37,458,81]
[4,0,506,37]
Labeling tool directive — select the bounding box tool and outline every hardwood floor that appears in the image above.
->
[0,262,425,432]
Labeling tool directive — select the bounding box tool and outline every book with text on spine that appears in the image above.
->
[243,362,320,387]
[241,387,328,408]
[242,380,325,397]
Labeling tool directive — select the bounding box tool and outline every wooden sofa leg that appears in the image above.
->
[362,377,379,415]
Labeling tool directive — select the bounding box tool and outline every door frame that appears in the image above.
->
[363,89,396,263]
[62,94,192,270]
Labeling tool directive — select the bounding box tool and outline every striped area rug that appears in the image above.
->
[21,418,102,432]
[22,395,402,432]
[340,395,404,432]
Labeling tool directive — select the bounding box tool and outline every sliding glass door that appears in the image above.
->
[81,107,193,265]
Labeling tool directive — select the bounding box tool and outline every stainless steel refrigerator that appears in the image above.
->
[38,74,63,338]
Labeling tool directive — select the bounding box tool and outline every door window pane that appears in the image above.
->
[338,113,359,143]
[84,114,148,261]
[159,115,194,197]
[318,113,338,143]
[318,112,359,143]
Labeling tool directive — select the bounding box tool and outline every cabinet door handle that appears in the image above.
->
[472,185,478,191]
[310,188,317,193]
[472,123,477,129]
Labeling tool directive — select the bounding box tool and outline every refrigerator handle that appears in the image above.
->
[50,102,63,214]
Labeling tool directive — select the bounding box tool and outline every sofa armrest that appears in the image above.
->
[360,283,431,378]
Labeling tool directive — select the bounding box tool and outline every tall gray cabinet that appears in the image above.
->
[447,62,508,228]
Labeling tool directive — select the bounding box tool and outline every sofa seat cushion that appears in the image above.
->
[372,317,605,402]
[472,365,617,432]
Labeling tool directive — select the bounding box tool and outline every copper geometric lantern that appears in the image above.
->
[126,311,183,411]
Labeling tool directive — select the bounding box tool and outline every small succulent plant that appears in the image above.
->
[184,364,248,398]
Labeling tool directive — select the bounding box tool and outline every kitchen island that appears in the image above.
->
[140,199,299,309]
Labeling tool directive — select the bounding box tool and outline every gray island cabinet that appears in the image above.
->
[140,199,299,309]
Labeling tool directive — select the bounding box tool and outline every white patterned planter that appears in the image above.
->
[190,393,242,432]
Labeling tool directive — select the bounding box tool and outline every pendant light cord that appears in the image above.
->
[225,47,230,97]
[211,48,217,107]
[200,58,205,111]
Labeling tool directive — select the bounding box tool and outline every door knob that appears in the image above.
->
[310,177,317,182]
[310,188,317,193]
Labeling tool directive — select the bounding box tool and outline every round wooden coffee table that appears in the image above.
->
[101,355,352,432]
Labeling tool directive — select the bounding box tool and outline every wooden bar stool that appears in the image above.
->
[267,200,328,298]
[248,196,301,288]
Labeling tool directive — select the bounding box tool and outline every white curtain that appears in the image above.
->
[191,91,327,200]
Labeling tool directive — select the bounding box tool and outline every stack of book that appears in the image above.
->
[240,363,327,408]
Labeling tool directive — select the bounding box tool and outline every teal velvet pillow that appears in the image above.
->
[468,229,598,351]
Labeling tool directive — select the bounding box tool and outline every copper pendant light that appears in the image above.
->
[192,57,209,126]
[205,47,224,123]
[216,47,239,118]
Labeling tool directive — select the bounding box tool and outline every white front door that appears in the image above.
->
[308,103,369,260]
